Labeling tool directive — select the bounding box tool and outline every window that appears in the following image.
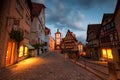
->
[114,33,118,41]
[45,42,47,46]
[103,27,106,31]
[56,34,60,38]
[102,49,113,60]
[102,49,107,58]
[19,45,24,57]
[24,47,28,56]
[104,22,115,31]
[111,22,115,28]
[107,49,113,59]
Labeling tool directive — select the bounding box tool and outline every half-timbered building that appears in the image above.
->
[62,30,79,60]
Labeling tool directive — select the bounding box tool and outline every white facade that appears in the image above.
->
[30,3,46,55]
[44,33,50,51]
[38,6,46,53]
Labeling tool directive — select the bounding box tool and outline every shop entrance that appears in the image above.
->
[6,42,15,66]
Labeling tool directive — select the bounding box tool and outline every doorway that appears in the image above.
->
[6,42,15,66]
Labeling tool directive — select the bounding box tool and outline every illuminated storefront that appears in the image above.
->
[18,45,29,57]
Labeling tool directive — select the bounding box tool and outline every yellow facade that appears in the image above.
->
[49,36,55,51]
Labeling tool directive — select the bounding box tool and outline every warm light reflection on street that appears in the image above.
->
[10,57,47,72]
[18,57,40,65]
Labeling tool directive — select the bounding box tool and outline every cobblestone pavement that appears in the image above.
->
[76,58,108,80]
[0,52,102,80]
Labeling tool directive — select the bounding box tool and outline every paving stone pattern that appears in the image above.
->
[0,52,102,80]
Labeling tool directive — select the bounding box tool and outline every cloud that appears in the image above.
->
[31,0,117,44]
[32,0,113,31]
[77,36,86,44]
[46,2,86,31]
[32,0,86,31]
[32,0,45,4]
[66,0,112,9]
[76,31,87,44]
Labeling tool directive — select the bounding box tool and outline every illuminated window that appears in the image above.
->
[24,47,28,56]
[102,49,107,58]
[19,45,24,57]
[107,49,113,59]
[102,49,113,60]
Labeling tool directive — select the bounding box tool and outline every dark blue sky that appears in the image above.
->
[32,0,117,44]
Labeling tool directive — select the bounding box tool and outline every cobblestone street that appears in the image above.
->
[0,52,102,80]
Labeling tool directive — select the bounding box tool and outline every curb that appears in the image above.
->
[71,59,107,80]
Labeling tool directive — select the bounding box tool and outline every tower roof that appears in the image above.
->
[55,29,61,34]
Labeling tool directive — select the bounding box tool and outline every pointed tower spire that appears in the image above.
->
[57,29,59,32]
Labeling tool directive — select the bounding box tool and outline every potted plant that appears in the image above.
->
[9,29,24,49]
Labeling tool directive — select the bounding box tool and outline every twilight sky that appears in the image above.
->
[32,0,117,44]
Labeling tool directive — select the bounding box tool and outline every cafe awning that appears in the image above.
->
[24,43,34,49]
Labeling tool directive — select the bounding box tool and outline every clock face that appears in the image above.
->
[56,34,60,38]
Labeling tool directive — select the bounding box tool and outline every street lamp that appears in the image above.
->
[6,17,22,32]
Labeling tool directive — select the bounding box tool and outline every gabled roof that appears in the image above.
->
[87,24,101,34]
[64,29,77,41]
[114,0,120,19]
[32,2,46,17]
[86,24,101,41]
[61,38,65,43]
[45,27,51,35]
[101,13,114,25]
